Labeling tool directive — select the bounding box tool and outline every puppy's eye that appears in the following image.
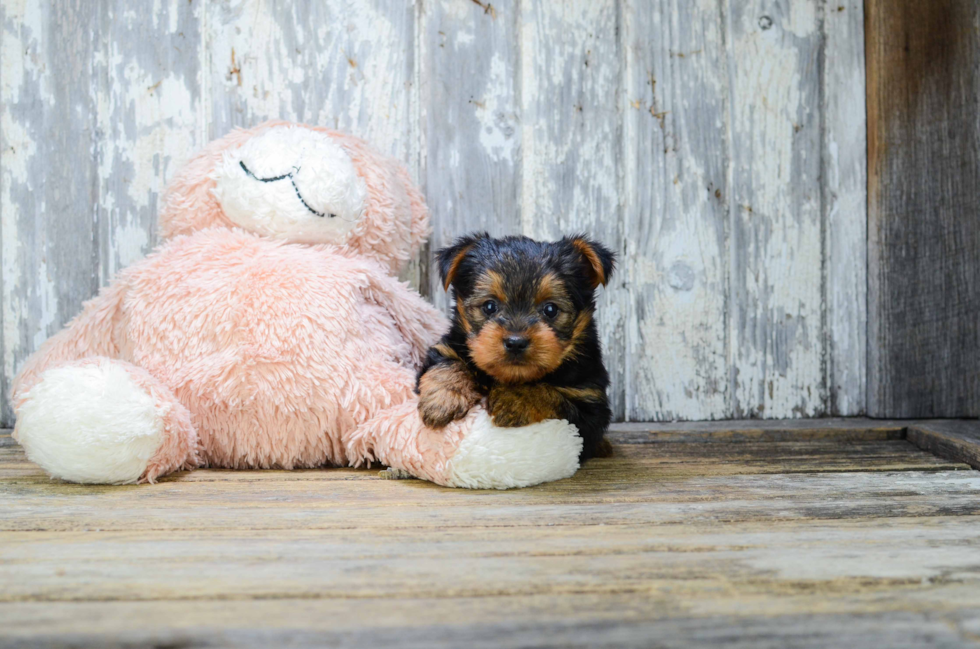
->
[482,300,499,316]
[542,302,559,319]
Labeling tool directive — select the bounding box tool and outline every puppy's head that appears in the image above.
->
[438,233,615,383]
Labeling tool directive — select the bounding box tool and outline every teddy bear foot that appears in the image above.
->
[14,358,199,484]
[348,402,582,489]
[442,410,582,489]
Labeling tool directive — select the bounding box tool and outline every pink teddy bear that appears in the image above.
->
[11,121,582,488]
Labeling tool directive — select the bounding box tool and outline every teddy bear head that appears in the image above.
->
[157,121,429,274]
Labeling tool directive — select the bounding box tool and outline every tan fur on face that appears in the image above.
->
[468,321,564,384]
[417,362,482,428]
[571,238,608,288]
[460,270,507,333]
[558,310,593,363]
[455,299,472,334]
[484,270,507,302]
[534,273,571,307]
[534,273,577,334]
[443,243,475,290]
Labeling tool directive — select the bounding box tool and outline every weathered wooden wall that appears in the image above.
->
[0,0,867,425]
[866,0,980,418]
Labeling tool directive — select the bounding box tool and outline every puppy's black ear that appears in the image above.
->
[565,236,615,289]
[437,233,488,291]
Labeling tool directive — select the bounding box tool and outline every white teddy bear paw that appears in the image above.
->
[15,361,168,484]
[443,410,582,489]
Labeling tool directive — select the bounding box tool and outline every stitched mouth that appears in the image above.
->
[239,160,336,219]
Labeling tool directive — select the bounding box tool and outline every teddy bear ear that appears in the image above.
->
[437,233,488,291]
[564,236,616,289]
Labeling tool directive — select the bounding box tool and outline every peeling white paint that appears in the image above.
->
[30,259,58,350]
[728,0,824,418]
[95,1,203,276]
[623,0,731,421]
[476,53,518,163]
[209,1,414,160]
[2,0,54,416]
[823,0,867,416]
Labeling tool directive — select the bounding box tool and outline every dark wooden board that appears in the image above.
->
[866,0,980,417]
[907,420,980,470]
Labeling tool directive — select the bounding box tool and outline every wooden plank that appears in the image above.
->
[866,0,980,417]
[0,435,963,489]
[609,417,907,440]
[94,0,204,282]
[0,1,102,427]
[0,418,910,440]
[621,0,730,420]
[907,421,980,470]
[2,599,979,649]
[204,0,416,157]
[2,462,977,533]
[822,0,867,416]
[519,0,627,418]
[419,0,522,310]
[726,0,824,418]
[2,515,980,603]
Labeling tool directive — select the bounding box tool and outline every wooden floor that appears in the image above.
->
[2,420,980,648]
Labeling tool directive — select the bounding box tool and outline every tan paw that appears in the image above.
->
[418,362,482,429]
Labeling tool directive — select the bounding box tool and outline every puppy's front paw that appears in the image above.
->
[418,363,482,429]
[488,384,554,428]
[419,389,475,428]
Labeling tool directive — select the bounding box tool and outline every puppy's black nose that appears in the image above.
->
[503,335,530,353]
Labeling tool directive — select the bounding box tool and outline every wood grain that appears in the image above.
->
[621,0,730,421]
[95,0,204,282]
[420,0,522,311]
[822,0,867,416]
[1,421,980,647]
[866,0,980,417]
[2,514,980,603]
[907,421,980,470]
[3,600,980,649]
[1,1,102,427]
[727,0,824,418]
[204,0,422,287]
[0,428,973,535]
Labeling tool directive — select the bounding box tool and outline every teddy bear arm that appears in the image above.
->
[12,280,128,406]
[359,269,448,369]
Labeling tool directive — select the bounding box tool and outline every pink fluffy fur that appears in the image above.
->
[12,121,463,483]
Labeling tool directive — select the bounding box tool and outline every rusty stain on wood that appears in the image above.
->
[470,0,497,19]
[229,47,242,86]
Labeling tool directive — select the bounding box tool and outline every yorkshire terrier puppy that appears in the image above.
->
[417,233,615,462]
